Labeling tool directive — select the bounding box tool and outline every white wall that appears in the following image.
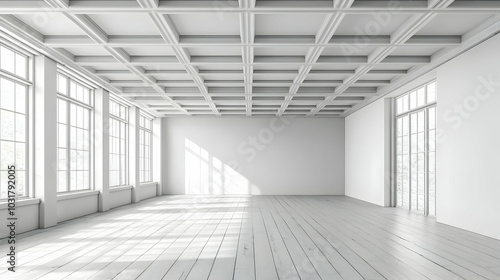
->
[436,33,500,240]
[162,117,345,195]
[345,98,391,206]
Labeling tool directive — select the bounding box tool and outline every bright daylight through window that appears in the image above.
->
[395,81,437,216]
[0,44,29,199]
[109,99,128,187]
[57,73,93,192]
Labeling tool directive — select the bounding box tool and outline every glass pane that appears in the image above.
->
[396,118,402,137]
[1,46,15,73]
[402,115,409,136]
[417,87,426,107]
[15,54,27,78]
[1,110,15,141]
[70,103,76,126]
[76,85,83,103]
[70,170,76,190]
[410,114,417,134]
[58,75,67,95]
[428,107,436,130]
[58,124,67,148]
[15,143,25,170]
[70,81,77,99]
[429,129,436,151]
[16,171,25,196]
[418,132,425,153]
[396,97,402,114]
[418,111,424,132]
[83,108,89,129]
[427,82,436,103]
[58,99,67,124]
[77,106,84,128]
[15,84,26,114]
[429,152,436,173]
[0,140,15,170]
[15,113,25,142]
[83,89,90,105]
[70,150,76,171]
[58,148,67,171]
[409,91,417,110]
[0,78,15,110]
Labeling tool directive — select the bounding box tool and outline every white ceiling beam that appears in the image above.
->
[43,0,189,115]
[0,14,164,117]
[2,1,500,14]
[278,0,354,115]
[239,0,256,116]
[138,3,220,116]
[343,13,500,117]
[311,0,456,116]
[43,34,461,47]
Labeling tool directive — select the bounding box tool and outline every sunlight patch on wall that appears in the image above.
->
[184,139,260,194]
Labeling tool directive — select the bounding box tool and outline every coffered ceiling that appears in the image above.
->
[1,0,500,117]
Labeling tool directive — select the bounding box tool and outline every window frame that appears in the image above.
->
[109,98,129,187]
[393,80,437,216]
[0,42,32,199]
[138,113,153,183]
[56,73,94,193]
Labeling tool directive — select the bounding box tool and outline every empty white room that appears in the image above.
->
[0,0,499,279]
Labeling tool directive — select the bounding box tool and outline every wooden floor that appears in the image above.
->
[1,196,500,280]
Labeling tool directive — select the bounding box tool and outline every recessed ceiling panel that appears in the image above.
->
[255,14,327,35]
[14,14,88,35]
[89,14,159,35]
[416,14,494,35]
[170,14,240,35]
[336,13,413,35]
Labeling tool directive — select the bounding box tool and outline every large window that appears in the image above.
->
[0,44,29,199]
[139,114,152,183]
[57,73,93,192]
[395,81,436,216]
[109,99,128,187]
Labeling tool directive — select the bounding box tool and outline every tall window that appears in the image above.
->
[139,114,152,183]
[0,45,29,198]
[109,99,128,187]
[395,81,436,216]
[57,73,93,192]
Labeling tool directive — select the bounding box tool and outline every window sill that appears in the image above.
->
[139,182,157,188]
[0,198,41,210]
[57,190,99,201]
[110,185,133,193]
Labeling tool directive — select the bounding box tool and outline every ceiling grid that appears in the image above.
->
[0,0,499,117]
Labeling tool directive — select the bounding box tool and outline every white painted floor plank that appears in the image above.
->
[1,195,499,280]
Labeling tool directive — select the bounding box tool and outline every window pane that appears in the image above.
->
[15,113,25,142]
[15,84,26,114]
[396,97,402,114]
[1,78,15,110]
[70,81,77,99]
[58,75,67,95]
[1,110,15,141]
[409,91,417,110]
[0,140,15,170]
[1,46,15,73]
[417,87,426,107]
[427,82,436,103]
[15,143,25,170]
[58,148,67,171]
[15,54,27,78]
[58,99,67,123]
